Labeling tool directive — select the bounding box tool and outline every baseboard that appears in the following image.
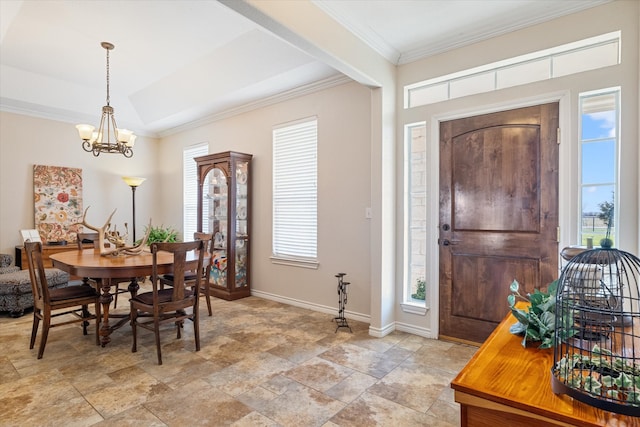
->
[368,322,396,338]
[250,289,371,324]
[395,321,436,339]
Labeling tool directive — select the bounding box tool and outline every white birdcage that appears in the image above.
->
[551,248,640,416]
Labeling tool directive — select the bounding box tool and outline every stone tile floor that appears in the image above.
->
[0,282,477,426]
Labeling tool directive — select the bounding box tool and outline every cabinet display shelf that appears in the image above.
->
[451,305,639,426]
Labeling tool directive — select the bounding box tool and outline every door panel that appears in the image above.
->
[439,103,559,344]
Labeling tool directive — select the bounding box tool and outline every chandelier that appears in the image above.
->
[76,42,135,158]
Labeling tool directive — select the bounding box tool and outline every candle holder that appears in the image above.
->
[333,273,352,333]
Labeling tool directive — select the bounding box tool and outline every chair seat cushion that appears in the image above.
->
[131,288,176,305]
[162,272,198,281]
[49,285,99,302]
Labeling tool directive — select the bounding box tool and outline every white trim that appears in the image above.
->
[159,75,350,137]
[368,322,396,338]
[251,288,370,324]
[395,321,436,339]
[269,256,319,269]
[405,31,620,109]
[399,302,428,316]
[428,90,571,339]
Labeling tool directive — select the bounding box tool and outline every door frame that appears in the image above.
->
[426,91,573,339]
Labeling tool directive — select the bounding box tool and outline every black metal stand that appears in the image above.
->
[333,273,352,333]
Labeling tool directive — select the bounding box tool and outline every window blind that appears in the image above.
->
[273,119,317,260]
[183,143,208,240]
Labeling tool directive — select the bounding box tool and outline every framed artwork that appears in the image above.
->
[33,165,83,243]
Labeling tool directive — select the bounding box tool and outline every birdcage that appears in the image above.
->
[551,248,640,416]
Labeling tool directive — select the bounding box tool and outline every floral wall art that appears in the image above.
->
[33,165,83,243]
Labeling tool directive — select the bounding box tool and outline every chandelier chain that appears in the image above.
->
[105,46,110,106]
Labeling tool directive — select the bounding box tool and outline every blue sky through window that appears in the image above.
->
[581,108,616,214]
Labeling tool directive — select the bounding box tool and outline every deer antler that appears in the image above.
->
[80,206,116,254]
[79,207,152,257]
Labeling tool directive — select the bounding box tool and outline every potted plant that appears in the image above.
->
[136,225,179,245]
[507,279,577,349]
[411,278,426,300]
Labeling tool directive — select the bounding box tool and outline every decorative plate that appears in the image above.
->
[238,172,248,185]
[238,206,247,220]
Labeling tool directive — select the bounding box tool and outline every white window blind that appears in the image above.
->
[183,143,208,240]
[273,118,318,262]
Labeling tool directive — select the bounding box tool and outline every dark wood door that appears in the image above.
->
[439,103,559,344]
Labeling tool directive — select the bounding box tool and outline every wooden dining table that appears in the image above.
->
[50,248,207,347]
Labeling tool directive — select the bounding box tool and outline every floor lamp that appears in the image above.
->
[122,176,146,243]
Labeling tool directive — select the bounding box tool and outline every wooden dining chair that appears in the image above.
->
[77,232,128,308]
[130,240,205,365]
[24,240,101,359]
[158,232,213,316]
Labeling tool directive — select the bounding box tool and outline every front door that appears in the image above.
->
[438,103,559,344]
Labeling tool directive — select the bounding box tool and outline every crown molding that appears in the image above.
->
[157,74,352,138]
[311,0,400,64]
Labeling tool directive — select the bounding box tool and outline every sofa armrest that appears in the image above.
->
[0,254,14,269]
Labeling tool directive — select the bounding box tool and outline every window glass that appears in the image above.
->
[183,143,208,239]
[405,123,427,304]
[579,90,618,246]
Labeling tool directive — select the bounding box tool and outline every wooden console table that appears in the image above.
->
[15,243,92,270]
[451,309,639,426]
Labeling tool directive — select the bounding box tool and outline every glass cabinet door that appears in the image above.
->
[235,160,249,288]
[208,167,228,289]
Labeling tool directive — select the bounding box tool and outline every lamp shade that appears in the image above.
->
[76,124,95,140]
[122,176,146,187]
[117,128,133,143]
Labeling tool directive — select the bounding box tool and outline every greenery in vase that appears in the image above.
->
[137,225,179,245]
[507,279,576,349]
[412,278,426,300]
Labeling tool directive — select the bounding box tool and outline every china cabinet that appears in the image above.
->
[195,151,252,300]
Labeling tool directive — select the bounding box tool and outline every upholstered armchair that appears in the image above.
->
[0,254,20,274]
[0,253,70,317]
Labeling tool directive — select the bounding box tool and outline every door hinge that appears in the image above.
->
[557,227,561,242]
[557,127,561,144]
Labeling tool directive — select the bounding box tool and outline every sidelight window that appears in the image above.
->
[403,122,428,311]
[579,89,619,247]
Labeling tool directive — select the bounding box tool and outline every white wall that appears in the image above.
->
[0,112,160,257]
[395,0,640,336]
[158,81,373,318]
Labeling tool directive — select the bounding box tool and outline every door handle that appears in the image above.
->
[440,239,460,246]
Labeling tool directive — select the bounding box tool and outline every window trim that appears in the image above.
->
[403,121,428,311]
[578,87,620,247]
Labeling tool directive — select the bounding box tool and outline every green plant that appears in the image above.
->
[507,279,576,349]
[411,278,426,300]
[555,345,640,405]
[137,225,179,245]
